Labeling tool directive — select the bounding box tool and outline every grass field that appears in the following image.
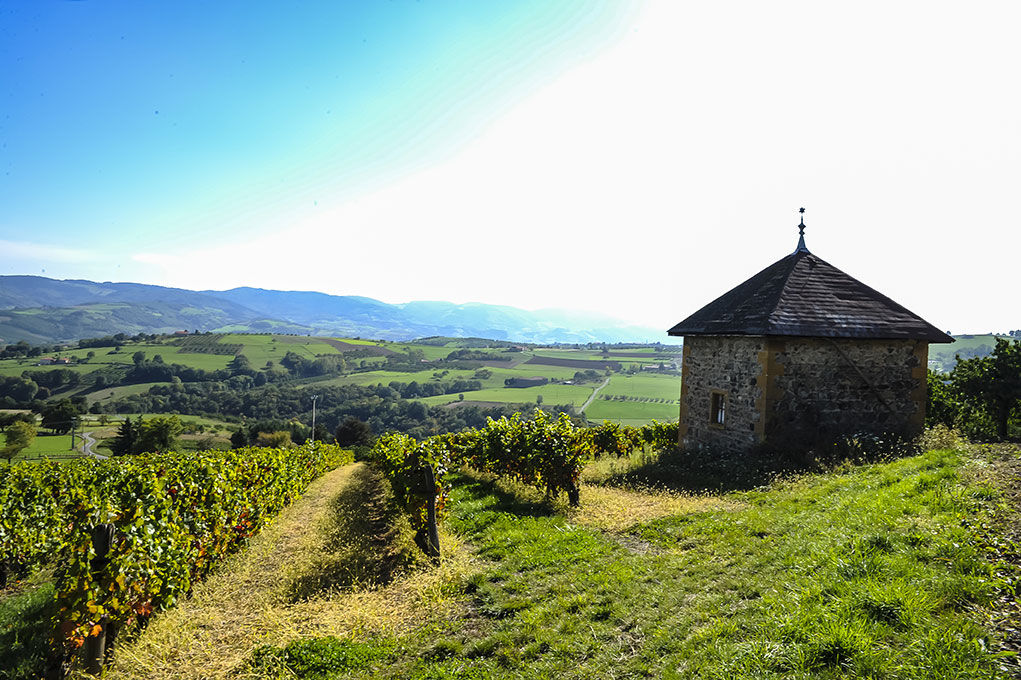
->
[85,381,168,404]
[218,334,339,367]
[94,445,1021,679]
[0,343,233,378]
[585,397,678,422]
[419,383,596,408]
[929,334,1014,371]
[600,373,680,401]
[2,431,77,461]
[387,343,456,361]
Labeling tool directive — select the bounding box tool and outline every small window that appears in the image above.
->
[710,391,727,427]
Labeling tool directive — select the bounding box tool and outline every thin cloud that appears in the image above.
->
[0,239,98,263]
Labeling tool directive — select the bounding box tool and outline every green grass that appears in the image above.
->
[419,384,596,408]
[0,580,57,678]
[314,369,481,389]
[248,447,1016,679]
[530,349,614,361]
[929,334,1014,371]
[0,342,231,379]
[585,398,678,422]
[600,373,680,401]
[3,431,78,461]
[85,381,168,404]
[220,334,338,367]
[388,344,457,361]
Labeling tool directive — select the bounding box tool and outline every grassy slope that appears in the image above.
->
[102,446,1019,680]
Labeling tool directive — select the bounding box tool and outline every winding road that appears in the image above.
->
[81,430,108,460]
[579,377,611,414]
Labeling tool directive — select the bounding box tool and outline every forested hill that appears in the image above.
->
[0,276,665,345]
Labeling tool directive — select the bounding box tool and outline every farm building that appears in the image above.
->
[668,212,953,453]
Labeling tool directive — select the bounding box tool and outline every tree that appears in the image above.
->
[0,376,38,404]
[40,399,79,434]
[953,338,1021,440]
[3,420,36,463]
[132,351,146,365]
[133,415,183,454]
[335,416,373,447]
[230,428,249,449]
[228,354,254,376]
[255,431,292,448]
[111,416,139,456]
[926,370,960,427]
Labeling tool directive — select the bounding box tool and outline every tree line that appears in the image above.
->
[928,338,1021,440]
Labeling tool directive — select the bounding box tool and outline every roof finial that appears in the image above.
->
[795,207,809,253]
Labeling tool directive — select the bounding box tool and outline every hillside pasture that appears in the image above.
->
[419,383,596,407]
[307,368,482,390]
[585,397,678,423]
[601,373,680,402]
[0,342,232,378]
[86,381,169,405]
[524,356,621,370]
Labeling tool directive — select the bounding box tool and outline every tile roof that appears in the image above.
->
[667,248,953,343]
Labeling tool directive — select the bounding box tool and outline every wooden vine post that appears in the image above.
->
[423,464,441,560]
[417,464,441,560]
[83,523,115,675]
[568,480,580,507]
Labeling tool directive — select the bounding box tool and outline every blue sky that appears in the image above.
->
[1,1,629,249]
[1,1,1020,335]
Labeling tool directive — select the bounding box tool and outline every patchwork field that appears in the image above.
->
[0,333,681,425]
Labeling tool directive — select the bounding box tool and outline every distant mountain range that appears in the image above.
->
[0,275,669,345]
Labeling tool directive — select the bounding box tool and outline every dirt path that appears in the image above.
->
[104,463,471,680]
[579,377,610,414]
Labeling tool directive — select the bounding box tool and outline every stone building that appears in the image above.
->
[668,213,953,453]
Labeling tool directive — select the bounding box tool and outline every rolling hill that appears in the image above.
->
[0,276,668,345]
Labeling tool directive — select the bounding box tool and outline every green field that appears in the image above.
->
[2,334,681,424]
[0,342,232,378]
[585,397,678,422]
[86,382,169,404]
[2,431,78,461]
[928,334,1013,371]
[600,373,680,401]
[311,368,482,389]
[420,383,597,408]
[219,334,339,367]
[387,343,457,361]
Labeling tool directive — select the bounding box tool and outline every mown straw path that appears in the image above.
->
[103,462,472,680]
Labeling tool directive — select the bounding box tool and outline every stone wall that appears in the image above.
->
[679,335,928,453]
[679,336,764,452]
[763,337,927,446]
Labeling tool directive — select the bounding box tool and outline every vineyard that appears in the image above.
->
[370,412,677,556]
[0,443,352,673]
[172,335,244,355]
